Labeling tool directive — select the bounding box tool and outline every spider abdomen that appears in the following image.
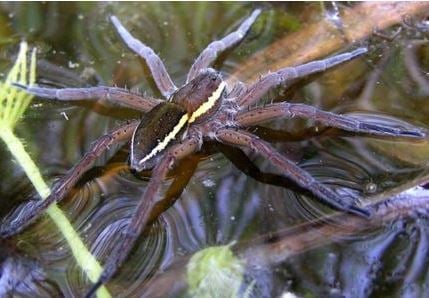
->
[130,102,188,171]
[129,70,226,172]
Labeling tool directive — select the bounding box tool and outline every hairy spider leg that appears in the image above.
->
[0,121,139,238]
[111,16,177,98]
[186,9,262,83]
[238,47,367,108]
[217,143,314,192]
[86,137,200,298]
[237,103,427,138]
[13,84,161,112]
[216,128,371,217]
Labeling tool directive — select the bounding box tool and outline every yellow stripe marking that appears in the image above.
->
[139,113,189,165]
[139,80,225,165]
[189,81,226,123]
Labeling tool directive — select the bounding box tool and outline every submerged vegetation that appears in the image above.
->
[0,42,109,298]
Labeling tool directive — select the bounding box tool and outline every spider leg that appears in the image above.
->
[238,47,367,108]
[250,125,330,142]
[0,120,139,238]
[111,16,177,98]
[149,154,201,222]
[13,83,161,112]
[186,9,262,82]
[85,137,200,298]
[217,142,311,193]
[237,103,427,138]
[215,128,371,217]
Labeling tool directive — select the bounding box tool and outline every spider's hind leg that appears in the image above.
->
[186,9,262,82]
[0,120,139,238]
[85,136,200,298]
[218,142,313,192]
[216,128,371,217]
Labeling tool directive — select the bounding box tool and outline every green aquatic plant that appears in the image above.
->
[186,243,254,298]
[0,41,111,298]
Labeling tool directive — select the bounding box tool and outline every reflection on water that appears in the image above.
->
[1,2,429,297]
[0,241,61,297]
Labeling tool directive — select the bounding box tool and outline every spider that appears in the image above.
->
[2,8,427,296]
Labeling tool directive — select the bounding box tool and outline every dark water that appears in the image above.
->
[1,2,429,297]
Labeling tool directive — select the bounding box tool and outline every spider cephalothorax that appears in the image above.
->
[170,68,224,118]
[3,8,427,297]
[131,68,225,171]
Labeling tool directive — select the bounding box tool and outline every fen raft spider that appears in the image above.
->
[3,9,427,296]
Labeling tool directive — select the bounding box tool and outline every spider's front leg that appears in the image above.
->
[238,47,367,108]
[216,128,370,217]
[0,120,139,238]
[186,9,261,82]
[13,84,161,112]
[111,16,177,98]
[237,103,427,138]
[85,136,200,298]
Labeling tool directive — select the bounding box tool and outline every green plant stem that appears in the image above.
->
[0,127,111,298]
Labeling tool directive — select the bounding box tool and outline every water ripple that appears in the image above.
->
[67,192,167,296]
